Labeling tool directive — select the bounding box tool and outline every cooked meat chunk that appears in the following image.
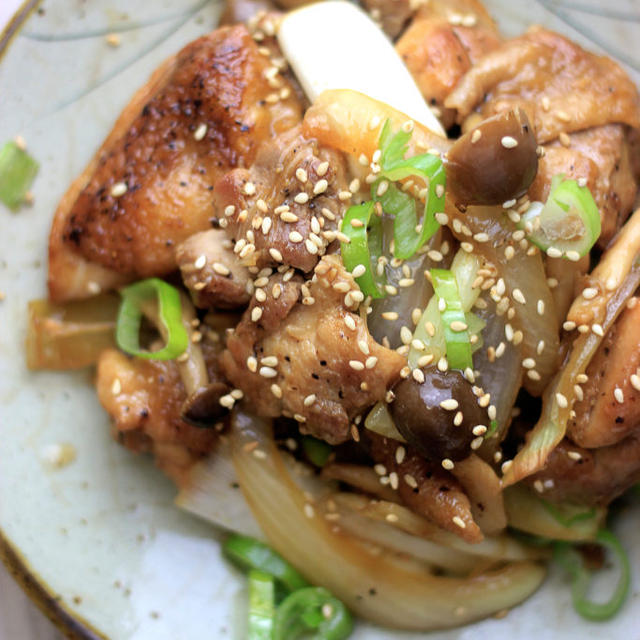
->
[49,25,302,301]
[396,0,499,128]
[368,433,483,543]
[568,303,640,448]
[446,26,640,143]
[222,255,406,443]
[213,126,347,274]
[527,436,640,507]
[530,125,638,247]
[96,349,218,484]
[361,0,414,39]
[176,229,251,309]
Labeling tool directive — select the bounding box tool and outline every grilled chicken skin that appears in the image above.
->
[49,24,302,302]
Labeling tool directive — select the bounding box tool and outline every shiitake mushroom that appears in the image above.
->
[389,367,486,462]
[445,108,538,206]
[181,380,231,428]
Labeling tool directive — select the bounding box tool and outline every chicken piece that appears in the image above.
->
[96,349,219,484]
[567,303,640,449]
[446,26,640,144]
[176,229,251,309]
[361,0,414,39]
[49,25,302,302]
[222,255,406,443]
[213,126,347,274]
[368,433,482,543]
[527,436,640,507]
[396,0,500,128]
[530,125,638,248]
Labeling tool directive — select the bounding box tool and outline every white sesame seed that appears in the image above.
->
[243,182,256,196]
[251,307,263,322]
[289,231,303,243]
[412,368,425,383]
[546,247,563,259]
[574,384,584,401]
[313,179,328,195]
[259,366,277,378]
[194,254,207,270]
[630,374,640,392]
[566,250,581,262]
[224,205,236,217]
[501,460,513,474]
[294,192,309,204]
[440,399,459,411]
[219,394,235,408]
[111,378,122,395]
[400,326,413,345]
[522,358,536,369]
[316,161,329,177]
[555,392,568,408]
[437,357,449,372]
[452,516,466,529]
[435,212,449,225]
[349,360,365,371]
[471,129,482,144]
[527,370,541,381]
[247,356,258,372]
[563,321,577,331]
[591,323,604,337]
[614,388,624,404]
[473,425,487,436]
[582,287,598,300]
[271,383,283,398]
[501,136,518,149]
[110,182,127,197]
[193,123,208,141]
[295,167,308,183]
[442,458,455,470]
[303,394,316,407]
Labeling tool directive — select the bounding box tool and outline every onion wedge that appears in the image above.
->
[228,410,546,630]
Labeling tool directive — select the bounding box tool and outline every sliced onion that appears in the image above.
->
[448,205,560,396]
[502,263,640,486]
[363,402,406,442]
[450,455,507,536]
[504,486,605,542]
[26,295,119,370]
[227,410,546,630]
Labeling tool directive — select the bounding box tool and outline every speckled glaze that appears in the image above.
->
[0,2,639,639]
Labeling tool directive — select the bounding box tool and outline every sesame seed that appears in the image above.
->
[574,385,584,401]
[449,320,468,332]
[501,136,518,149]
[224,205,236,217]
[243,182,256,196]
[247,356,258,372]
[567,451,582,461]
[194,254,207,270]
[435,212,449,225]
[522,358,536,369]
[87,281,101,294]
[111,378,122,395]
[404,474,418,489]
[512,288,526,305]
[541,96,550,111]
[471,129,482,144]
[271,383,283,398]
[193,123,208,141]
[110,182,127,197]
[259,366,277,378]
[437,357,448,372]
[452,515,466,529]
[398,278,415,288]
[316,161,329,177]
[566,250,581,262]
[349,360,365,371]
[314,179,328,195]
[591,323,604,337]
[614,388,624,404]
[630,374,640,392]
[582,287,598,300]
[488,405,497,421]
[501,460,513,474]
[563,321,576,331]
[289,231,303,243]
[527,370,541,381]
[442,458,455,470]
[460,242,474,253]
[440,399,459,411]
[251,307,263,322]
[412,368,425,383]
[219,394,235,408]
[305,239,318,254]
[295,167,308,183]
[473,425,487,436]
[294,192,309,204]
[555,392,568,408]
[546,247,563,259]
[559,132,571,147]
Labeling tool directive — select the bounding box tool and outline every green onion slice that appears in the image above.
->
[223,535,309,593]
[554,529,631,621]
[339,201,385,298]
[542,501,597,529]
[430,268,473,370]
[0,140,39,210]
[518,174,601,258]
[302,436,333,467]
[375,120,446,260]
[248,570,275,640]
[115,278,188,360]
[273,587,354,640]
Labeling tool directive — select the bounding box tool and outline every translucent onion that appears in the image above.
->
[26,295,119,370]
[228,410,546,630]
[447,205,560,396]
[504,486,605,542]
[502,264,640,487]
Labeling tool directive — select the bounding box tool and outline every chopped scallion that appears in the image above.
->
[302,436,333,467]
[115,278,188,360]
[554,529,630,620]
[248,570,275,640]
[0,140,39,210]
[518,175,601,258]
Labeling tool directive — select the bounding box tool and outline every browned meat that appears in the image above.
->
[176,229,251,309]
[361,0,414,39]
[49,25,302,301]
[96,349,218,484]
[396,0,499,128]
[530,125,638,247]
[368,433,483,543]
[213,126,347,274]
[446,26,640,143]
[527,436,640,507]
[568,303,640,448]
[222,255,406,443]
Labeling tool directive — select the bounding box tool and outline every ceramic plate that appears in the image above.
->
[1,1,639,639]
